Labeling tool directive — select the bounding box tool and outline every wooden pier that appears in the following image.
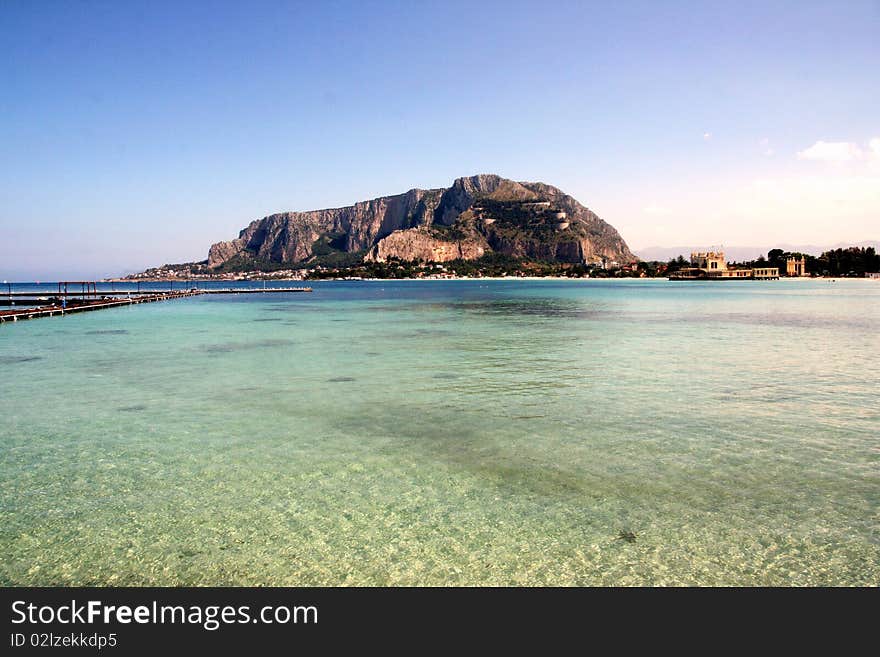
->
[2,287,313,298]
[0,287,312,324]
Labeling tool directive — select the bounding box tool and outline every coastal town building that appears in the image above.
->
[669,250,779,280]
[786,256,808,277]
[690,250,727,272]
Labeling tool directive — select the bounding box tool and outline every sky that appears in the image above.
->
[1,0,878,279]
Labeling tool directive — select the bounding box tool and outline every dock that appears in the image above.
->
[2,287,313,298]
[0,286,312,324]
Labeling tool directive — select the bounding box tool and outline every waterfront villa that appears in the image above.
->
[669,251,779,280]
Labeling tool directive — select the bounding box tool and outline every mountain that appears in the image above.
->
[206,174,635,271]
[636,241,880,263]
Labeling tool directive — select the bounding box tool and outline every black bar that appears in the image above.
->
[1,587,873,652]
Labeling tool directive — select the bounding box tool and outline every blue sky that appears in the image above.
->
[1,0,878,279]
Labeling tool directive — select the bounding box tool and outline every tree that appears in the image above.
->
[815,247,880,276]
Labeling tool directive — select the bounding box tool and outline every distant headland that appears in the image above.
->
[127,174,634,280]
[123,173,879,282]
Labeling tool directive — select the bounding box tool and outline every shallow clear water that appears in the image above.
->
[1,279,878,585]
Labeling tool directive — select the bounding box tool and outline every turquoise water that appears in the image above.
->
[1,279,878,585]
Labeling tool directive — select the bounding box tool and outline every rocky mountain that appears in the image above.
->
[206,174,635,270]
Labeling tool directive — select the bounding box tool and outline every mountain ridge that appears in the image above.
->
[206,174,635,270]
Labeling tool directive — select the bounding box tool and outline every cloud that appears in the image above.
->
[797,140,865,163]
[602,135,880,248]
[753,138,880,231]
[702,132,712,140]
[759,137,774,156]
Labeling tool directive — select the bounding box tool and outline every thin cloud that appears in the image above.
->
[797,140,864,163]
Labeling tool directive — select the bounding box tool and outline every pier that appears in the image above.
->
[0,285,312,324]
[2,287,313,298]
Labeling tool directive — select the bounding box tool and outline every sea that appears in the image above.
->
[1,278,878,585]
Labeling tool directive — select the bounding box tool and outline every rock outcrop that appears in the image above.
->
[206,174,635,269]
[365,227,488,263]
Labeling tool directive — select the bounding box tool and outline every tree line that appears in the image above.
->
[661,246,878,277]
[747,247,879,277]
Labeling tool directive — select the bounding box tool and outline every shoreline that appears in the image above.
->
[11,274,873,285]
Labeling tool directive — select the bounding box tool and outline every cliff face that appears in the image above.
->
[207,187,440,268]
[207,174,635,269]
[366,227,488,263]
